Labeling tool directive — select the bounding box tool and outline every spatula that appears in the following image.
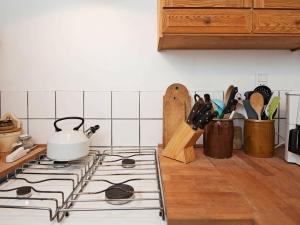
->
[267,96,280,120]
[235,102,248,119]
[250,92,264,120]
[244,100,258,119]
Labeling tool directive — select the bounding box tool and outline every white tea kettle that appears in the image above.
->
[47,117,100,161]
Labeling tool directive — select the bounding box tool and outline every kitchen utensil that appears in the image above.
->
[224,85,234,106]
[220,86,238,118]
[235,102,248,119]
[244,91,254,100]
[235,92,243,103]
[267,96,280,120]
[212,99,225,118]
[204,94,211,103]
[186,94,204,125]
[254,85,272,105]
[163,83,191,147]
[192,103,216,130]
[250,92,264,120]
[47,117,100,161]
[6,145,37,163]
[243,100,258,119]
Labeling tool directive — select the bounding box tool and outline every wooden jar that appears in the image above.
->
[203,119,234,159]
[244,119,275,158]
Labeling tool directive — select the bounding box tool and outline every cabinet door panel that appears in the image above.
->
[162,9,252,34]
[253,10,300,33]
[163,0,252,8]
[254,0,300,9]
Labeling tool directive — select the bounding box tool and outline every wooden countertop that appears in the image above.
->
[0,145,46,178]
[159,147,300,225]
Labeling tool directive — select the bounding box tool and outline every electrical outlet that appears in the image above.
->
[256,73,268,86]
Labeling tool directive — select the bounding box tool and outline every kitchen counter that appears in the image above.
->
[0,145,46,178]
[159,147,300,225]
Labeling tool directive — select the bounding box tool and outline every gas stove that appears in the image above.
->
[0,148,166,225]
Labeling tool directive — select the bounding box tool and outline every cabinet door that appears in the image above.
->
[254,0,300,9]
[163,0,252,8]
[253,10,300,33]
[162,9,252,34]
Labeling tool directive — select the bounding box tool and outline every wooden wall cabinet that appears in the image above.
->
[254,0,300,9]
[163,0,252,8]
[158,0,300,50]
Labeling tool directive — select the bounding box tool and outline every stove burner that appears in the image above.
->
[16,186,32,198]
[53,161,70,168]
[105,184,134,205]
[122,158,135,168]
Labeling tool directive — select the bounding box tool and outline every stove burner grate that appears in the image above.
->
[122,158,135,168]
[16,186,32,198]
[105,184,134,205]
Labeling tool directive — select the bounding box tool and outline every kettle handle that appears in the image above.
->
[54,117,84,132]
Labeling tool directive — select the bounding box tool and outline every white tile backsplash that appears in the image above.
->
[140,92,163,118]
[140,120,162,146]
[0,89,289,148]
[84,91,111,118]
[112,120,139,146]
[56,91,83,118]
[1,91,27,118]
[112,92,139,118]
[195,91,224,102]
[28,91,55,118]
[85,119,111,146]
[28,119,55,144]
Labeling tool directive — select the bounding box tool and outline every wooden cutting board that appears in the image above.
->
[163,83,191,147]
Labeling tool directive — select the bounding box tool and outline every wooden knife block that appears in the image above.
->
[161,121,203,163]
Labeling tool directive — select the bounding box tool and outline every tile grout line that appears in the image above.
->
[83,91,85,131]
[10,117,165,120]
[110,91,113,153]
[54,91,57,120]
[26,91,29,134]
[139,91,141,153]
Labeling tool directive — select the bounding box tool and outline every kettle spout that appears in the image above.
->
[85,125,100,138]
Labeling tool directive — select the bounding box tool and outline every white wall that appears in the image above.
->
[0,0,300,92]
[0,0,297,146]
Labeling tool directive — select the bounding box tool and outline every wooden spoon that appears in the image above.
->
[250,92,264,120]
[224,85,234,106]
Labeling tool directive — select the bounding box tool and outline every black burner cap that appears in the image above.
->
[105,184,134,200]
[122,159,135,167]
[16,186,32,196]
[53,161,69,164]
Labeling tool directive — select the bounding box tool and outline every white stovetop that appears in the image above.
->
[0,148,167,225]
